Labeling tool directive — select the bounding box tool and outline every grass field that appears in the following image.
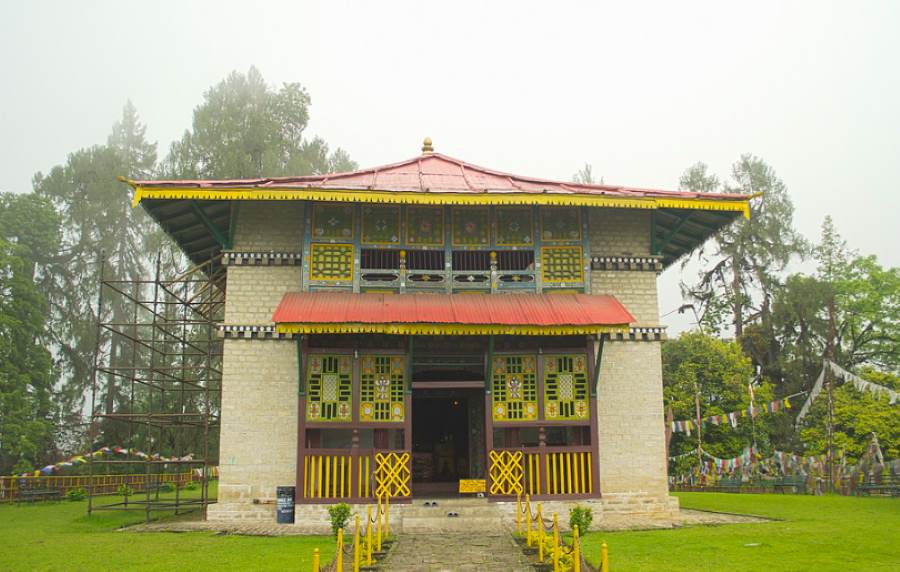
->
[581,493,900,572]
[0,484,334,571]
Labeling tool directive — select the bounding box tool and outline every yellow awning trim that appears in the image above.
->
[274,322,631,336]
[130,186,751,218]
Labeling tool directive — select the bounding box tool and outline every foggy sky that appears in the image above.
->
[2,1,897,333]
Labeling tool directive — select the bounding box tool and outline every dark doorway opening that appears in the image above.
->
[412,390,482,495]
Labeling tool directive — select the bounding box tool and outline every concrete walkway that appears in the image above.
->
[379,533,533,572]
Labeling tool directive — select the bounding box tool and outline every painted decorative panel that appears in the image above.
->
[452,207,490,246]
[541,208,581,242]
[310,243,354,281]
[406,207,444,246]
[359,355,406,422]
[361,205,401,245]
[307,354,353,422]
[543,354,589,420]
[312,204,354,240]
[541,246,584,283]
[492,355,538,421]
[496,207,534,246]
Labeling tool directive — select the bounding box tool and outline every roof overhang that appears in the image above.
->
[271,292,635,336]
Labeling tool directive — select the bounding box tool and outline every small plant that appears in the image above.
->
[184,481,198,491]
[569,505,593,535]
[117,484,134,496]
[66,487,86,501]
[159,482,175,493]
[327,503,352,537]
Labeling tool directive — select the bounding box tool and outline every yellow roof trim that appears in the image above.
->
[131,186,751,218]
[275,322,631,336]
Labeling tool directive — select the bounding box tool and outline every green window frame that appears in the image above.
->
[306,354,353,422]
[359,355,406,422]
[492,355,538,421]
[543,354,590,420]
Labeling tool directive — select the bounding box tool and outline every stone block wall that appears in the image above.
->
[595,341,669,500]
[208,338,298,521]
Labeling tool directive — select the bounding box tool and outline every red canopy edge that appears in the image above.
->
[271,292,635,333]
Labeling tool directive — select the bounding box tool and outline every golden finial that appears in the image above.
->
[422,137,433,153]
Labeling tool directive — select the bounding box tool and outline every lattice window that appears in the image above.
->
[307,355,352,422]
[541,207,581,242]
[361,205,401,245]
[406,207,444,246]
[452,207,490,246]
[543,354,590,420]
[312,204,354,240]
[541,246,584,283]
[360,355,406,422]
[492,355,538,421]
[496,207,533,246]
[310,243,353,281]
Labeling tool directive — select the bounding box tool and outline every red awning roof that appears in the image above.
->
[272,292,635,336]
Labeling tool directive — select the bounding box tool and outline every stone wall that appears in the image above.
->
[208,338,299,521]
[232,201,304,251]
[588,208,651,256]
[595,340,669,500]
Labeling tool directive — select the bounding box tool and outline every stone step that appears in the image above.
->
[401,505,502,518]
[400,516,509,534]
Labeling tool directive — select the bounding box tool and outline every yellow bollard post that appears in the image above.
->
[525,494,532,546]
[384,493,390,539]
[573,525,581,572]
[354,514,361,572]
[517,492,522,535]
[601,542,609,572]
[552,513,560,572]
[312,547,320,572]
[336,528,343,572]
[366,506,373,566]
[376,495,383,552]
[537,503,544,562]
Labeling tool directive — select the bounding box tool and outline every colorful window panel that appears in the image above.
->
[543,354,590,420]
[406,207,444,246]
[452,207,490,246]
[307,355,353,422]
[359,355,406,422]
[541,246,584,283]
[312,204,355,240]
[361,205,401,245]
[310,243,354,281]
[541,207,581,242]
[492,355,538,421]
[496,207,534,246]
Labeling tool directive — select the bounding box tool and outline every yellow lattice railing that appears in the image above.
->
[489,450,524,495]
[304,454,352,500]
[489,449,594,497]
[545,451,592,496]
[373,452,411,498]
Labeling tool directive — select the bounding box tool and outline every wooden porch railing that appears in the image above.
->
[490,447,595,498]
[302,449,411,502]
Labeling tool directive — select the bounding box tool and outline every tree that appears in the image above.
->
[572,163,603,185]
[162,67,357,179]
[681,156,807,374]
[799,368,899,462]
[663,331,775,465]
[33,103,160,448]
[0,193,60,474]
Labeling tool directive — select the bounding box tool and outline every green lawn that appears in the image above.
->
[581,493,899,572]
[0,485,334,571]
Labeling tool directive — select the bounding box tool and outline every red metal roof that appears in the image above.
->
[272,292,635,327]
[132,151,743,202]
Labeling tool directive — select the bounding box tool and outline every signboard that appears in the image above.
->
[458,479,486,494]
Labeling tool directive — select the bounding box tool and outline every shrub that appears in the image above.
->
[117,484,134,497]
[184,481,198,491]
[159,482,175,493]
[327,503,352,537]
[569,505,593,535]
[66,487,86,501]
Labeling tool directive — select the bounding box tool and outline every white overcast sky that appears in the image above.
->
[2,1,897,332]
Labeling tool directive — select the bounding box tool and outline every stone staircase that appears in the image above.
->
[379,532,533,572]
[397,497,508,534]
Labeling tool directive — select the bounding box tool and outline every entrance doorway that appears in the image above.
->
[411,389,484,495]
